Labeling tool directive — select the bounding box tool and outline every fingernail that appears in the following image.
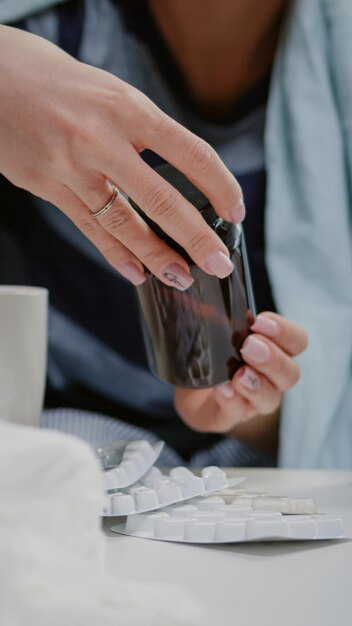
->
[239,367,260,390]
[251,315,278,337]
[216,382,235,398]
[162,263,194,291]
[204,251,234,278]
[230,198,245,223]
[240,336,270,363]
[120,262,146,286]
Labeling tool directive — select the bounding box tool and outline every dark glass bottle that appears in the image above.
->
[130,163,256,388]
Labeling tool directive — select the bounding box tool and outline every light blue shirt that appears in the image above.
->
[266,0,352,467]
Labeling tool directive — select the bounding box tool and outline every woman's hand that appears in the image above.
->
[0,25,244,290]
[174,313,308,452]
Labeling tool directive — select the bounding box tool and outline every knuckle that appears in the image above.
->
[101,245,119,266]
[102,200,131,234]
[188,139,214,173]
[110,82,136,112]
[141,246,159,266]
[64,115,100,159]
[186,230,211,253]
[88,178,111,199]
[150,111,173,137]
[144,185,177,221]
[99,239,121,262]
[125,90,160,132]
[149,111,184,143]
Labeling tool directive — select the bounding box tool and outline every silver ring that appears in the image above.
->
[90,184,119,218]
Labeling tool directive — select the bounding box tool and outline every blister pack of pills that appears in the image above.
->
[100,440,164,491]
[99,439,344,543]
[210,487,317,514]
[111,496,344,543]
[102,466,245,516]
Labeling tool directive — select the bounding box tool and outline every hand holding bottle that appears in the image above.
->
[0,25,244,289]
[174,313,308,452]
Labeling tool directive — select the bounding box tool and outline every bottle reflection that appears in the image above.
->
[136,238,255,388]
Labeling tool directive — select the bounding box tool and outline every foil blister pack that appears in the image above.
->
[111,496,344,543]
[100,440,164,491]
[102,466,245,516]
[209,487,317,514]
[99,438,344,543]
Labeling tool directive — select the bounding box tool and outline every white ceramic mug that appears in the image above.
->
[0,286,48,427]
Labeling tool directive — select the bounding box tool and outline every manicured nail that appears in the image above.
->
[230,198,246,223]
[162,263,194,290]
[240,336,270,363]
[120,262,146,286]
[216,382,235,399]
[239,367,260,390]
[204,251,234,278]
[251,315,278,337]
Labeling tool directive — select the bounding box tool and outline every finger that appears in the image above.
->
[96,193,196,290]
[210,385,253,432]
[101,151,235,279]
[59,174,196,291]
[176,386,251,433]
[65,172,118,215]
[240,335,301,392]
[250,312,308,356]
[143,110,245,223]
[45,183,147,285]
[233,366,282,415]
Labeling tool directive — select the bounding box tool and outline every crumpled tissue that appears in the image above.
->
[0,420,207,626]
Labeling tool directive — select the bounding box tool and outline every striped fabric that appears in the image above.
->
[41,409,276,468]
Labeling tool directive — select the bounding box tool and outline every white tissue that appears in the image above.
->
[0,421,207,626]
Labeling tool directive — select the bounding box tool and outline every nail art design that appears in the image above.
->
[163,272,185,289]
[161,263,194,290]
[240,367,260,390]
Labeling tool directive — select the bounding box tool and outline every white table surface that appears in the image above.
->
[103,469,352,626]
